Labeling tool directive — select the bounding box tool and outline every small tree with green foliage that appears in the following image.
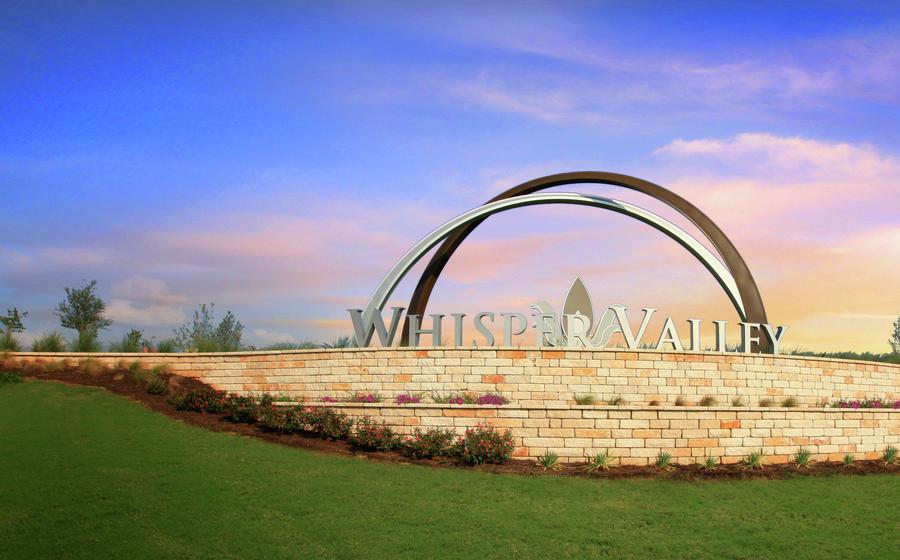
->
[890,315,900,354]
[55,280,112,351]
[0,308,27,351]
[174,303,244,352]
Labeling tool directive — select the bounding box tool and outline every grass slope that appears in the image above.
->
[1,381,898,559]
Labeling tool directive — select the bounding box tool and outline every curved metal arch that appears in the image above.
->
[360,192,746,347]
[401,171,768,347]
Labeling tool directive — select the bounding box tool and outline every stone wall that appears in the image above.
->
[13,347,897,406]
[9,348,898,463]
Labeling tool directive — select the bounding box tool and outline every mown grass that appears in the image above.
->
[1,381,898,559]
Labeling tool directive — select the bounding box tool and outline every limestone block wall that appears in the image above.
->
[312,403,900,464]
[11,347,897,406]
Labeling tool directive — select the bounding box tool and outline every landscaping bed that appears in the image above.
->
[3,359,898,480]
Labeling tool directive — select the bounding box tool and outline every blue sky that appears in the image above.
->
[2,1,899,350]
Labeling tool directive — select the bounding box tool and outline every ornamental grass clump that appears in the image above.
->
[537,451,561,471]
[170,388,228,413]
[454,423,514,465]
[842,453,856,468]
[400,427,456,460]
[574,394,596,405]
[792,447,813,469]
[698,454,719,472]
[394,393,422,405]
[698,396,717,407]
[731,397,744,406]
[758,398,774,407]
[781,397,799,408]
[882,445,899,465]
[349,417,399,451]
[607,396,625,406]
[655,451,674,470]
[741,449,766,470]
[584,450,614,472]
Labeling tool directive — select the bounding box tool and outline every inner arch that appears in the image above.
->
[359,192,745,347]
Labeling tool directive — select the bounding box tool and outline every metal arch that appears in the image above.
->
[359,192,746,347]
[401,171,768,347]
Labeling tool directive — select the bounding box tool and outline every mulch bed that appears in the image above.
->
[5,360,899,481]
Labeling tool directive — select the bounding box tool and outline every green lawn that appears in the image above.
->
[1,381,897,559]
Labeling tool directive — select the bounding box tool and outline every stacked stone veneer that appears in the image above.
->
[10,348,899,464]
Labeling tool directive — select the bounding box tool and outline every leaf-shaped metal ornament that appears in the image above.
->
[530,300,562,346]
[591,306,623,348]
[561,276,593,338]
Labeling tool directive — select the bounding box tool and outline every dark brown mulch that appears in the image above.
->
[5,360,899,481]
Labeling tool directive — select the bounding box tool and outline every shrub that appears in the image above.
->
[0,372,23,385]
[648,399,660,406]
[303,406,353,440]
[842,453,856,468]
[584,450,614,472]
[793,447,813,469]
[454,423,515,465]
[400,427,457,460]
[758,398,774,407]
[71,332,102,353]
[171,388,229,413]
[698,396,717,407]
[474,393,508,406]
[607,396,625,406]
[146,375,167,395]
[882,445,898,465]
[781,397,799,408]
[433,393,471,405]
[31,332,66,352]
[574,394,596,405]
[537,451,561,471]
[349,417,399,451]
[0,308,26,351]
[655,451,674,470]
[321,395,338,403]
[223,395,259,423]
[731,397,744,406]
[741,449,766,470]
[0,332,21,351]
[174,303,244,352]
[258,405,303,434]
[109,329,145,353]
[394,393,422,405]
[674,396,686,406]
[349,391,381,403]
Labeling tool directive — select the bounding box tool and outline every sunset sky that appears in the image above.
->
[2,2,899,351]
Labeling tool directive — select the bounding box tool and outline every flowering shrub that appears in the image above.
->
[321,395,338,403]
[170,388,229,413]
[474,393,509,406]
[349,416,399,451]
[302,406,354,440]
[400,427,456,459]
[223,395,259,423]
[831,398,900,409]
[447,395,465,405]
[349,391,381,403]
[454,423,515,465]
[258,405,303,434]
[394,393,422,405]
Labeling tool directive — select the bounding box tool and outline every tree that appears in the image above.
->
[55,280,112,348]
[174,303,244,352]
[0,307,27,351]
[890,315,900,354]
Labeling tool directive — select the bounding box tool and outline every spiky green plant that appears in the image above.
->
[698,454,719,472]
[741,449,766,470]
[154,339,178,353]
[655,451,674,470]
[146,375,167,395]
[882,445,898,465]
[322,336,356,349]
[607,396,625,406]
[842,453,856,468]
[781,397,799,408]
[793,447,813,469]
[584,451,614,472]
[537,451,561,471]
[574,394,596,405]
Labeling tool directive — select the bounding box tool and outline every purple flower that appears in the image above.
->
[394,393,421,405]
[321,395,337,403]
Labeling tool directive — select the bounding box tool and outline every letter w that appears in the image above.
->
[347,307,405,347]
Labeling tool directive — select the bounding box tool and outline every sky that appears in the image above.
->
[1,1,899,352]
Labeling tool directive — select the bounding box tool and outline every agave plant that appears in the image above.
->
[537,451,561,471]
[584,450,614,472]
